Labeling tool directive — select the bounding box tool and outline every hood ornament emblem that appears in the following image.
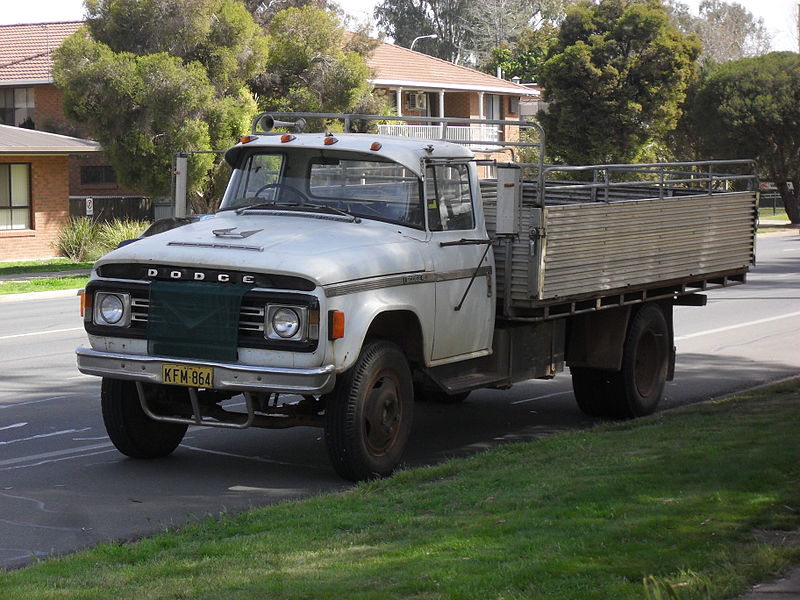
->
[212,227,263,239]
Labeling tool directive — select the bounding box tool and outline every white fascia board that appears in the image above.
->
[371,78,538,96]
[0,79,53,86]
[0,149,100,155]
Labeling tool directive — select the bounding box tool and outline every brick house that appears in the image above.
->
[0,21,148,260]
[365,41,536,144]
[0,125,100,259]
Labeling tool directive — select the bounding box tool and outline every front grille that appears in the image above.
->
[85,280,319,353]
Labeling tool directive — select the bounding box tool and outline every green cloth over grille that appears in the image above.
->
[147,281,251,362]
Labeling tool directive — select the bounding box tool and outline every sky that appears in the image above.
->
[0,0,797,52]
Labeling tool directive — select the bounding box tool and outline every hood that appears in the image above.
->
[96,211,429,287]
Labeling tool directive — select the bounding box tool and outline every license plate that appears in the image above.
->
[162,364,213,388]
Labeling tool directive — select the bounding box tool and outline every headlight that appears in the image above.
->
[94,292,131,327]
[272,307,300,338]
[266,305,308,341]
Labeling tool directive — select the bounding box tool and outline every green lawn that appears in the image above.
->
[1,381,798,600]
[759,208,789,221]
[0,260,91,295]
[0,259,92,274]
[0,276,89,295]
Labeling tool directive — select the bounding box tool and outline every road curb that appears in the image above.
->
[739,565,800,599]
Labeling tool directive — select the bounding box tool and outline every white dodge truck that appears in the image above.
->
[77,113,758,480]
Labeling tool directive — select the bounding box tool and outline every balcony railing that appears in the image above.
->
[377,123,500,147]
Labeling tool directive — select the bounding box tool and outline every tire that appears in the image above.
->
[571,304,670,420]
[323,341,414,481]
[570,367,617,418]
[101,378,188,459]
[609,303,670,418]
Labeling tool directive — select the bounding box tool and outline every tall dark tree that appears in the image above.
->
[56,0,268,212]
[538,0,701,165]
[687,52,800,223]
[250,6,372,113]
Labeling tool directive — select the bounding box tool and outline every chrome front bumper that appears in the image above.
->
[76,346,337,395]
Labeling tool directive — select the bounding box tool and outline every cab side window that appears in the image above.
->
[425,163,474,231]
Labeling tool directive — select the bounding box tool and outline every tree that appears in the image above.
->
[665,0,771,65]
[687,52,800,223]
[54,0,268,212]
[250,6,372,113]
[481,24,558,82]
[374,0,578,64]
[469,0,579,54]
[240,0,332,26]
[374,0,475,63]
[537,0,701,165]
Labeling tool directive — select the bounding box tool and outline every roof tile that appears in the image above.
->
[366,41,534,95]
[0,22,82,83]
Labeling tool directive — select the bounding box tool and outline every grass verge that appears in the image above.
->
[0,276,89,295]
[2,381,799,599]
[0,259,92,274]
[758,209,789,221]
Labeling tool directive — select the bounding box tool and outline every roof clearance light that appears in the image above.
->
[323,136,338,146]
[281,134,296,143]
[370,142,382,151]
[240,135,258,144]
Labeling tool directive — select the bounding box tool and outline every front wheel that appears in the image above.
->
[101,378,188,459]
[323,341,414,481]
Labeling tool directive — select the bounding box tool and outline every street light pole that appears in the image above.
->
[410,34,438,51]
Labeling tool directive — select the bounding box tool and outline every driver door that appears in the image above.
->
[425,162,495,362]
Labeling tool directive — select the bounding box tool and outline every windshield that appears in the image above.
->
[221,151,424,229]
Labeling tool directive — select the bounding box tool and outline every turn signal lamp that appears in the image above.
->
[370,142,382,151]
[239,135,258,144]
[328,310,345,340]
[323,136,338,146]
[79,289,91,318]
[281,134,296,143]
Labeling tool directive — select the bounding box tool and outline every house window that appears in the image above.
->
[509,96,519,115]
[0,88,36,128]
[0,164,31,230]
[484,94,501,120]
[81,165,117,185]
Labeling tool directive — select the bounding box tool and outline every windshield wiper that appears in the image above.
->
[236,201,360,223]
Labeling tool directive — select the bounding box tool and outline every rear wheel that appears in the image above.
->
[101,378,188,458]
[611,303,670,418]
[324,341,413,481]
[571,304,670,419]
[571,367,617,418]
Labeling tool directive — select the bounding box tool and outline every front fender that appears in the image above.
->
[324,281,435,374]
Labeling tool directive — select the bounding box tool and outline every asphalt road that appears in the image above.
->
[0,231,798,570]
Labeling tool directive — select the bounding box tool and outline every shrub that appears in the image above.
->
[96,218,149,255]
[55,217,150,261]
[54,217,100,262]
